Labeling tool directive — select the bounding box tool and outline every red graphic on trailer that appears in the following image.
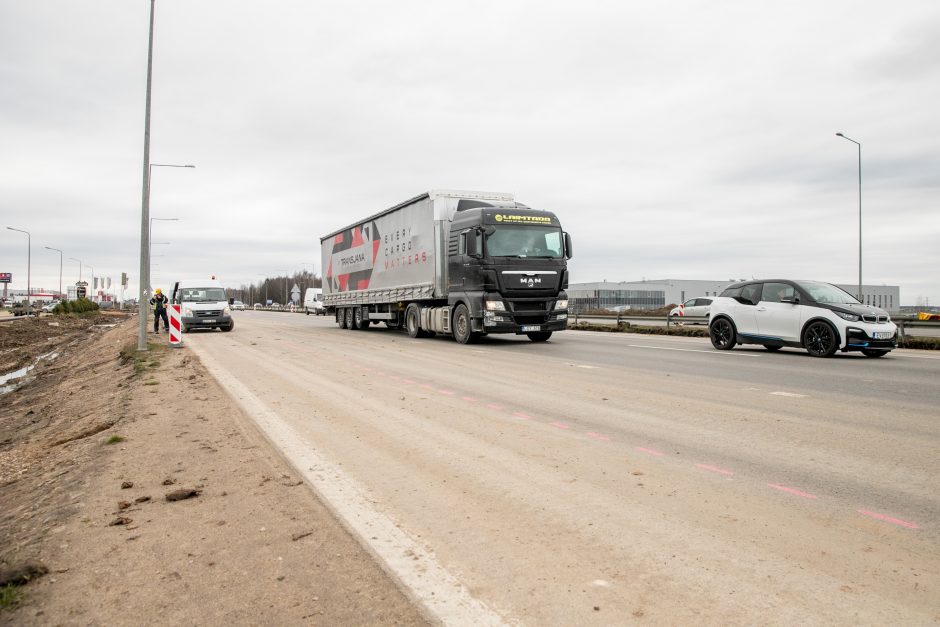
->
[325,221,381,294]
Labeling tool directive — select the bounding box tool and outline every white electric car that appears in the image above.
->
[708,280,897,358]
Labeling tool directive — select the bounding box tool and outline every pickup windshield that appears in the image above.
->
[180,287,227,303]
[486,226,564,258]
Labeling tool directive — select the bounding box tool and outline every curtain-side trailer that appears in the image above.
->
[320,189,572,344]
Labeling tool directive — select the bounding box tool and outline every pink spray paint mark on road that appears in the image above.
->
[438,389,455,396]
[461,396,478,403]
[420,384,434,390]
[635,446,665,457]
[402,379,415,385]
[549,421,570,430]
[858,510,920,530]
[486,403,503,411]
[513,411,533,420]
[767,483,818,499]
[586,432,610,442]
[696,464,734,477]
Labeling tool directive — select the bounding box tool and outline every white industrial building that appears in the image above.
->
[568,279,901,313]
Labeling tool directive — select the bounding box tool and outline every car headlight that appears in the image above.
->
[554,299,568,311]
[183,307,193,317]
[485,299,506,311]
[223,306,231,315]
[834,311,860,322]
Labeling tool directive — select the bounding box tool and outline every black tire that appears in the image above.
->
[527,331,552,342]
[405,304,427,338]
[221,323,234,332]
[452,304,478,344]
[763,345,782,351]
[305,308,310,316]
[862,349,889,358]
[353,307,366,330]
[340,308,351,329]
[709,317,736,350]
[803,321,838,357]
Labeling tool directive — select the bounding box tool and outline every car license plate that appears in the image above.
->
[203,319,216,324]
[521,325,541,332]
[872,331,892,339]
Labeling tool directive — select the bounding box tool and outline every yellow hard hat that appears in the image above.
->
[155,288,162,293]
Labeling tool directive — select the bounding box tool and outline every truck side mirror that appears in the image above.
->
[564,232,573,259]
[466,232,481,258]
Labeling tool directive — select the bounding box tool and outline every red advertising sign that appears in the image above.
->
[0,272,11,283]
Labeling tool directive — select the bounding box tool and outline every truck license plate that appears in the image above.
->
[872,331,892,339]
[521,325,541,332]
[203,319,216,324]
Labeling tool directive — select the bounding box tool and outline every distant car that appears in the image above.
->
[231,300,246,310]
[669,297,712,321]
[708,279,897,358]
[42,302,58,312]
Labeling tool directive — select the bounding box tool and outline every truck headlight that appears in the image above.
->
[835,311,860,322]
[485,299,506,311]
[554,299,568,311]
[223,306,231,315]
[183,307,193,317]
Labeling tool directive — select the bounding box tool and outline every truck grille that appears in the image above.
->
[196,310,222,318]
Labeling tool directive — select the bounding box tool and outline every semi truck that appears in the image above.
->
[320,189,572,344]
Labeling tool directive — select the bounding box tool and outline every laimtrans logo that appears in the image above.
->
[494,214,553,224]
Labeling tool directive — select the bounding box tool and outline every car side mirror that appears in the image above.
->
[781,295,799,304]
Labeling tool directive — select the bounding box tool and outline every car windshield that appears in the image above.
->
[485,226,563,258]
[796,281,860,305]
[180,287,227,302]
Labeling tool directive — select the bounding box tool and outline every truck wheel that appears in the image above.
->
[345,307,356,330]
[452,304,478,344]
[353,307,366,330]
[526,331,552,342]
[405,304,428,338]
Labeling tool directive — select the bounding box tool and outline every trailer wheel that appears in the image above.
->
[338,308,348,329]
[344,307,355,330]
[405,304,428,338]
[353,306,366,330]
[452,304,478,344]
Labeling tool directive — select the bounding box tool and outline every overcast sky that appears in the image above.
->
[2,1,938,305]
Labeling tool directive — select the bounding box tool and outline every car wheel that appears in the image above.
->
[452,304,479,344]
[526,331,552,342]
[861,349,889,358]
[405,304,427,338]
[763,345,782,351]
[709,318,736,350]
[221,323,234,332]
[803,321,838,357]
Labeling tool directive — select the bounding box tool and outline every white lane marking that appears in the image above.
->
[770,391,808,398]
[627,345,761,357]
[187,340,505,627]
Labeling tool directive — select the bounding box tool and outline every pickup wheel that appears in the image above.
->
[526,331,552,342]
[452,304,479,344]
[405,304,428,338]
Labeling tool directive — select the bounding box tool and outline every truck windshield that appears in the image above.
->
[486,226,563,258]
[180,287,227,302]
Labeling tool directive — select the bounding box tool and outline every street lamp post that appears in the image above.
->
[6,227,30,305]
[45,246,63,298]
[836,132,862,300]
[87,265,95,299]
[138,0,157,351]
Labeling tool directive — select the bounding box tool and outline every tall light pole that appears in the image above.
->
[45,246,63,298]
[6,227,30,305]
[87,265,95,299]
[138,0,157,351]
[836,132,862,300]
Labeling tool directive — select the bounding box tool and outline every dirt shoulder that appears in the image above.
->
[1,316,429,625]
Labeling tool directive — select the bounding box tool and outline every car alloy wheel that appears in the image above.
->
[709,318,736,350]
[803,321,837,357]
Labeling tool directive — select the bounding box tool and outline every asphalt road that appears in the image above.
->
[186,312,939,625]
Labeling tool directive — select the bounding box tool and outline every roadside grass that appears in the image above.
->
[0,584,24,611]
[120,341,169,376]
[105,435,125,445]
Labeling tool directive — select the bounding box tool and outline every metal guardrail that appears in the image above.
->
[570,312,940,337]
